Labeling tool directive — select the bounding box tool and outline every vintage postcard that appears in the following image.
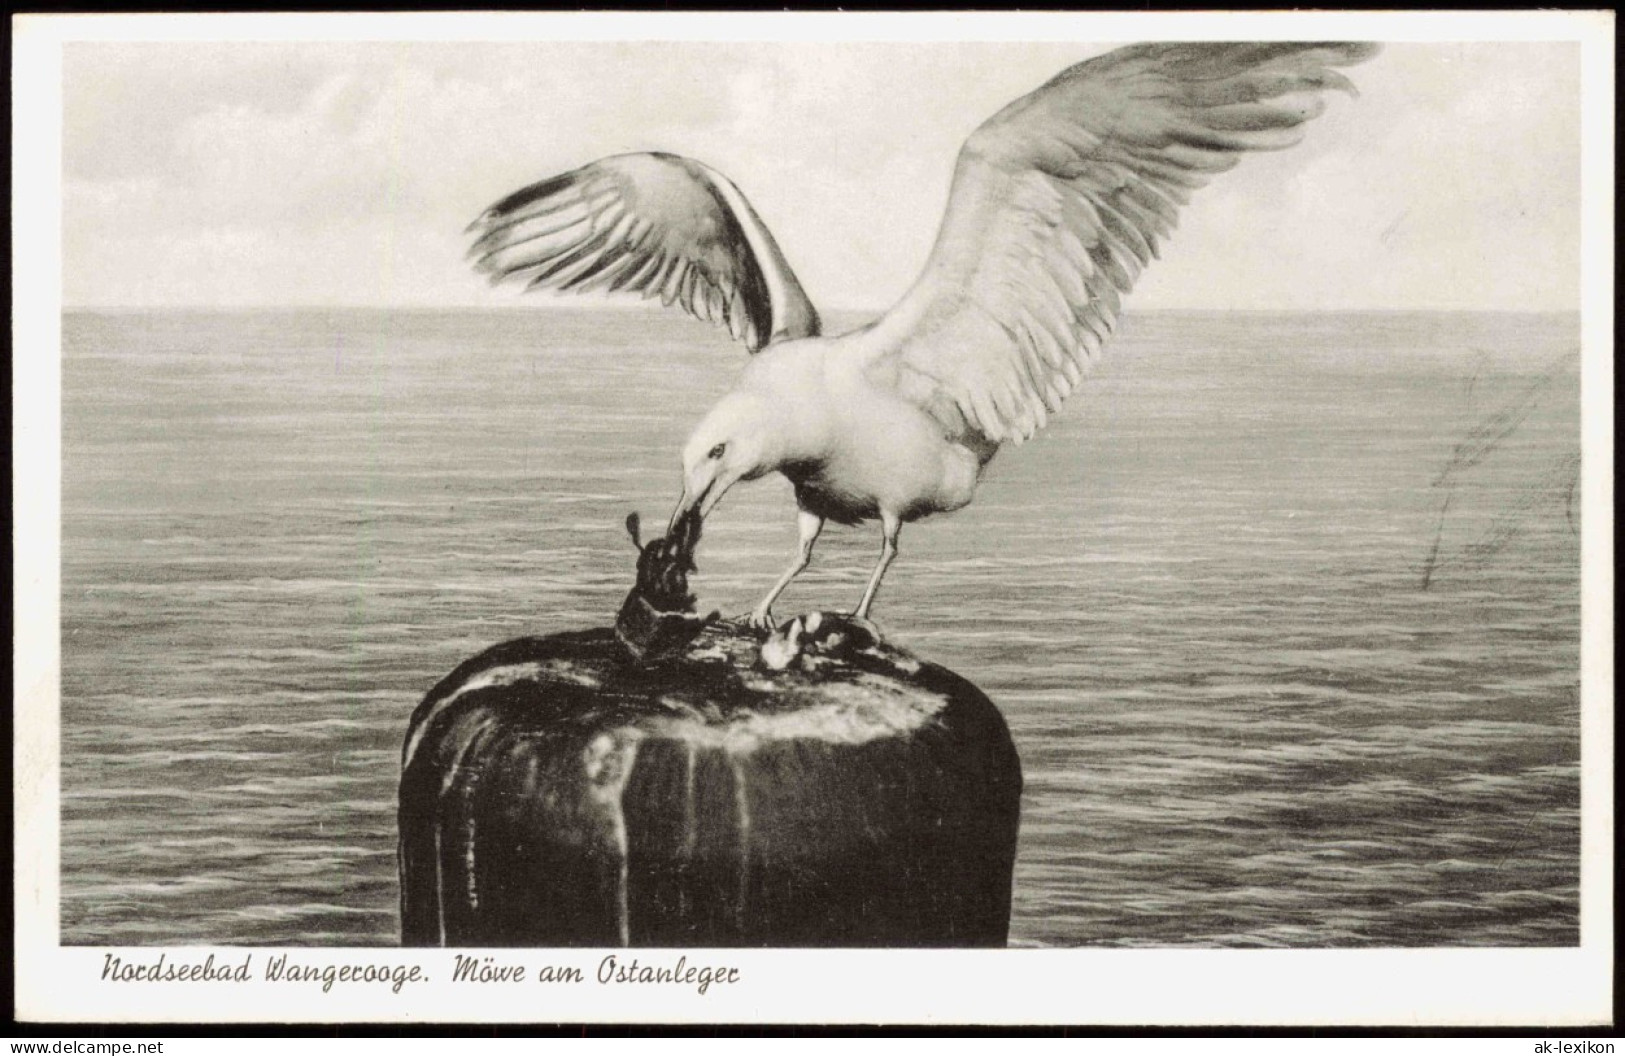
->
[11,10,1614,1026]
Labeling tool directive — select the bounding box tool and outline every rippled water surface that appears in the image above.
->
[60,308,1581,947]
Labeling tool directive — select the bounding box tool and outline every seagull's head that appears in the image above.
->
[670,392,779,533]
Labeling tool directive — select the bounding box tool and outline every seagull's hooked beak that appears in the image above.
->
[669,461,745,534]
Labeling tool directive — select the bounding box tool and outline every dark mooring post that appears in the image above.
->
[397,513,1022,947]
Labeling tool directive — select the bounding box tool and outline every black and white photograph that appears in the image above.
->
[11,10,1614,1027]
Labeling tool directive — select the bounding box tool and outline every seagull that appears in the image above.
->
[468,42,1379,628]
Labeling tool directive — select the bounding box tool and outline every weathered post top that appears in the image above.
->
[398,515,1022,947]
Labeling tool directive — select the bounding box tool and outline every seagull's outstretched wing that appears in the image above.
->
[867,42,1379,443]
[468,152,820,353]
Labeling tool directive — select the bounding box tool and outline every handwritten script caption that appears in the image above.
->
[100,952,741,996]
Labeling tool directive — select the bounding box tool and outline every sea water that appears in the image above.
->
[58,307,1581,947]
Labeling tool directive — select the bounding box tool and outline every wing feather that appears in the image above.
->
[468,152,820,352]
[660,262,688,307]
[614,251,664,295]
[867,41,1377,444]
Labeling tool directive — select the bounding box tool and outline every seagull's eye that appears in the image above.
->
[708,443,726,460]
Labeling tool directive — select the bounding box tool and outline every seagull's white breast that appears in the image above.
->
[760,338,984,526]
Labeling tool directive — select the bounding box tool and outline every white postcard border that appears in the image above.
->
[12,9,1615,1026]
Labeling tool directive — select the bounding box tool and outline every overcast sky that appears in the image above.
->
[61,39,1581,311]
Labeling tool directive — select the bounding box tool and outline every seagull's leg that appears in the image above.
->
[853,511,902,622]
[748,510,824,630]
